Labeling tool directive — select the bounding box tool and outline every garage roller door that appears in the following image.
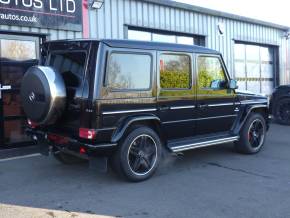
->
[234,43,275,96]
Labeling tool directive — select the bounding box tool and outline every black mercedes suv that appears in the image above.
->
[20,39,269,182]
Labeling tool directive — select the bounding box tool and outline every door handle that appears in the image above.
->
[159,105,170,111]
[0,85,11,91]
[198,104,208,109]
[0,84,11,99]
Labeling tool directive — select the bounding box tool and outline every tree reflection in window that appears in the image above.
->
[107,53,151,90]
[197,56,226,89]
[160,54,190,89]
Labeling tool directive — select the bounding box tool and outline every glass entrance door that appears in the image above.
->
[0,34,40,148]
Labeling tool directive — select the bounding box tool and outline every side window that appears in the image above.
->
[160,54,191,89]
[106,53,151,90]
[197,56,227,90]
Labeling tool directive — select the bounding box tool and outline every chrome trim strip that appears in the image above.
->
[163,114,237,124]
[197,114,237,121]
[102,108,157,115]
[170,105,196,110]
[163,118,195,124]
[208,103,235,107]
[240,100,268,105]
[171,136,239,152]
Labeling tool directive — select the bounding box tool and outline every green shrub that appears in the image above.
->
[160,70,189,89]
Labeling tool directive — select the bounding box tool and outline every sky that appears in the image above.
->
[174,0,290,27]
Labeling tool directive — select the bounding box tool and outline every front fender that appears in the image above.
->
[233,104,269,134]
[111,115,161,143]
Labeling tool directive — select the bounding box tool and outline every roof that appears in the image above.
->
[45,39,220,54]
[101,39,220,54]
[142,0,290,31]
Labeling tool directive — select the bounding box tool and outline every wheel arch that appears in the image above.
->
[234,104,269,134]
[111,115,163,144]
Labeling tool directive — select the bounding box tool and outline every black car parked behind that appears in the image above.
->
[270,85,290,125]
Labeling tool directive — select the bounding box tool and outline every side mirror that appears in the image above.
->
[229,79,238,89]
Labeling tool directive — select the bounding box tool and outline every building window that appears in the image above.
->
[197,56,227,89]
[160,54,191,89]
[152,33,176,43]
[127,27,205,46]
[234,43,276,95]
[128,30,151,41]
[106,53,151,90]
[177,36,194,45]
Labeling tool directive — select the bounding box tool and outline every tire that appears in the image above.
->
[235,113,267,154]
[53,150,86,165]
[20,66,66,125]
[273,98,290,125]
[111,126,162,182]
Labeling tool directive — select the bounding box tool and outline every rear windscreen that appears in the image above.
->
[49,51,87,97]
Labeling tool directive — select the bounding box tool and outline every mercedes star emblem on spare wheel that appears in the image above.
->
[29,92,36,102]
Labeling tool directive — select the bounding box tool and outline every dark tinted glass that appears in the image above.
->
[106,53,151,90]
[160,54,191,89]
[49,52,86,89]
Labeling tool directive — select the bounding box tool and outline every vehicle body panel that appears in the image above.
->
[25,39,269,157]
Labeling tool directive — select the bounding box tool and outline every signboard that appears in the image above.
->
[0,0,82,31]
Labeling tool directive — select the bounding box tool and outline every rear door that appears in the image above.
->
[195,54,238,135]
[46,41,93,136]
[0,34,40,148]
[157,51,197,140]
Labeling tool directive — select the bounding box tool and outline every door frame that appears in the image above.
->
[195,53,238,135]
[157,50,197,140]
[0,31,46,149]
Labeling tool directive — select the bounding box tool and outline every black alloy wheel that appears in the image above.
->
[274,98,290,125]
[235,113,266,154]
[111,126,162,182]
[127,134,158,176]
[247,119,265,149]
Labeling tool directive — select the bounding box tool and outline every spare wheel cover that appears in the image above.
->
[20,66,66,125]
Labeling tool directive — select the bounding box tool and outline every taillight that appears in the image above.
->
[79,128,97,140]
[27,119,37,128]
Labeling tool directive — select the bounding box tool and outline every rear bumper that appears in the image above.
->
[25,128,117,156]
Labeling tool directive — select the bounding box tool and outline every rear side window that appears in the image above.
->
[160,54,191,89]
[49,51,86,89]
[106,53,151,90]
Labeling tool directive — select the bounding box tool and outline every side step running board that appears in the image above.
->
[170,136,239,153]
